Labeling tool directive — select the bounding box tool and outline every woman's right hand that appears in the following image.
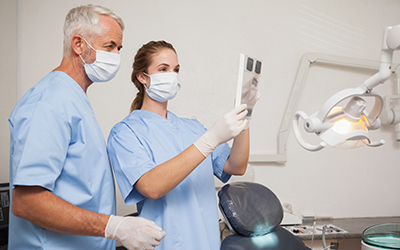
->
[193,104,248,157]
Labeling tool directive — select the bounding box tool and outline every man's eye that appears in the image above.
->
[105,45,116,51]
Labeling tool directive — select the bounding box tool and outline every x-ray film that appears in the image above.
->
[235,54,262,119]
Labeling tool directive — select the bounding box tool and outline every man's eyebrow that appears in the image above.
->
[109,40,123,50]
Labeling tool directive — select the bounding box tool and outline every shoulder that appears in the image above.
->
[10,72,87,126]
[169,112,206,133]
[108,111,142,138]
[175,114,204,129]
[109,120,131,136]
[17,72,81,107]
[40,72,84,103]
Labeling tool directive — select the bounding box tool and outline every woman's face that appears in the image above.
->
[147,48,180,75]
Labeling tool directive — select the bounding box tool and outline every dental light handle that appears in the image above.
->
[293,111,327,151]
[367,139,385,147]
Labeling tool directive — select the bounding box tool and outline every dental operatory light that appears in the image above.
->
[293,24,400,151]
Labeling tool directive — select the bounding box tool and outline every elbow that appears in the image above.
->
[12,185,46,220]
[135,183,164,200]
[145,192,163,200]
[135,172,170,200]
[224,163,247,176]
[233,166,247,176]
[11,191,26,219]
[237,168,247,176]
[141,189,164,200]
[11,202,21,218]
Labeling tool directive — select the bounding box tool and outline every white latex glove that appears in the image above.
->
[105,215,166,250]
[243,91,261,129]
[241,80,260,110]
[241,86,261,121]
[194,104,248,157]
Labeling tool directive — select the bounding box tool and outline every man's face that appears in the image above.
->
[83,15,123,63]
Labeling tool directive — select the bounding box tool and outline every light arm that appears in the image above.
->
[387,25,400,50]
[361,24,400,91]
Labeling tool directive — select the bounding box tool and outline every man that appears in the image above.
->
[8,5,165,250]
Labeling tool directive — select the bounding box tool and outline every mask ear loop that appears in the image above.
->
[79,36,96,65]
[142,72,150,89]
[79,55,87,65]
[81,36,95,51]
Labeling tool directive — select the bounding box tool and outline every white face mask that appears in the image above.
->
[79,37,121,82]
[144,72,181,102]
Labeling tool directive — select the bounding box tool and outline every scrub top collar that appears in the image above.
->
[132,110,178,128]
[51,71,94,112]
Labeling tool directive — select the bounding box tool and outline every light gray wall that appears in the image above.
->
[0,0,17,184]
[2,0,400,218]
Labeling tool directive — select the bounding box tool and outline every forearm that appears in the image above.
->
[12,186,109,237]
[134,144,206,200]
[223,128,250,175]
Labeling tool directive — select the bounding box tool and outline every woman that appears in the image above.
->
[107,41,258,250]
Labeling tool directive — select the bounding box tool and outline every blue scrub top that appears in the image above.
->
[107,110,231,250]
[8,71,116,250]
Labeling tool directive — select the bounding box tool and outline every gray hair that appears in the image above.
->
[63,4,124,56]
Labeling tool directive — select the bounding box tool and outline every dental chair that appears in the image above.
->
[218,182,311,250]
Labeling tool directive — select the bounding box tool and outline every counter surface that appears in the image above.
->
[286,217,400,240]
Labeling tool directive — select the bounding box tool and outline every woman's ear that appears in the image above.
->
[137,72,147,85]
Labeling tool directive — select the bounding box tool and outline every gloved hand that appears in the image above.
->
[240,84,261,121]
[194,104,248,157]
[105,215,166,250]
[239,81,261,131]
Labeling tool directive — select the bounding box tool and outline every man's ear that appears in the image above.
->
[71,35,85,56]
[137,72,147,85]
